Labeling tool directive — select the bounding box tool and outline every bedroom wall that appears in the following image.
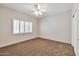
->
[38,10,72,44]
[0,5,38,48]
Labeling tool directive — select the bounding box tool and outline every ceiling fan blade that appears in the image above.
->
[40,9,46,12]
[37,4,41,10]
[33,8,36,11]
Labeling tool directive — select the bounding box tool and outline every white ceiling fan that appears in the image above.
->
[33,4,46,16]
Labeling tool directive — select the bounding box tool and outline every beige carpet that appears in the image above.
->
[0,38,75,56]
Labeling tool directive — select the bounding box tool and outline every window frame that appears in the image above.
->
[12,19,33,35]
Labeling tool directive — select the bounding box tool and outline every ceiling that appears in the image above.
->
[1,3,74,18]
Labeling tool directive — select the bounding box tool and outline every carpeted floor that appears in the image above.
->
[0,38,75,56]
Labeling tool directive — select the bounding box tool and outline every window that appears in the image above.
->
[20,21,24,33]
[25,22,29,33]
[28,22,32,32]
[13,19,19,34]
[13,19,32,34]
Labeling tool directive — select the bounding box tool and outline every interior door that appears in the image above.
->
[71,9,78,51]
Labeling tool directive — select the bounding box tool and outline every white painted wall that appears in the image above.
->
[38,11,72,44]
[0,5,38,48]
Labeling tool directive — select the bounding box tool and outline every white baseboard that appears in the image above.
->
[0,35,71,48]
[39,35,70,44]
[0,36,37,48]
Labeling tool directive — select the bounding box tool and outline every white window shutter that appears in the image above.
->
[13,19,19,34]
[25,22,29,33]
[20,21,24,33]
[28,22,32,32]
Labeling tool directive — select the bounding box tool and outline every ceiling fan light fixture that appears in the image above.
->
[33,4,46,16]
[34,11,42,16]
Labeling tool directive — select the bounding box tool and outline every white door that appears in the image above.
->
[71,9,78,52]
[76,9,79,55]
